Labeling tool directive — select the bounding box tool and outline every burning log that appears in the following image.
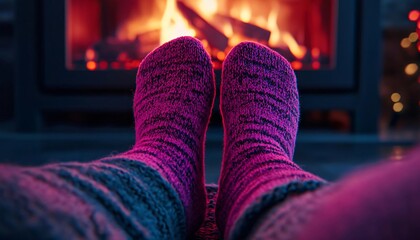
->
[176,1,228,51]
[214,14,271,43]
[135,29,161,54]
[91,37,142,61]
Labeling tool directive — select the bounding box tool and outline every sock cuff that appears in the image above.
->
[99,157,188,238]
[229,180,327,240]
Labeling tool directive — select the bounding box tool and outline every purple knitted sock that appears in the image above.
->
[120,36,215,236]
[216,42,324,239]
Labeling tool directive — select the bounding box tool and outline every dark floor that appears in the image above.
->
[0,125,417,183]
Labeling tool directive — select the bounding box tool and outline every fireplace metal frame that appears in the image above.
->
[43,0,356,90]
[15,0,381,132]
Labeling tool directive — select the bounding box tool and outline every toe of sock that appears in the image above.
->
[140,36,210,68]
[223,41,294,75]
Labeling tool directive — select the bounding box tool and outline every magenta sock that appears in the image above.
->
[120,36,215,236]
[216,42,324,239]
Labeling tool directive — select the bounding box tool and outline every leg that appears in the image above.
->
[249,147,420,240]
[216,42,325,240]
[0,159,185,239]
[0,36,215,239]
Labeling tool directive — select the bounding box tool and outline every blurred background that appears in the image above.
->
[0,0,419,183]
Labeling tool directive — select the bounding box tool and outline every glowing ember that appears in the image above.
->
[86,61,97,71]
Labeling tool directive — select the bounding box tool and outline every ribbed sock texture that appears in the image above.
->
[120,36,215,236]
[216,42,324,239]
[0,159,186,239]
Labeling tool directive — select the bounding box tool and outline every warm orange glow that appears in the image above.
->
[390,93,401,103]
[75,0,330,71]
[267,10,281,47]
[221,23,234,37]
[85,48,96,60]
[291,61,303,70]
[405,63,418,75]
[86,61,97,70]
[311,48,321,59]
[408,32,419,42]
[201,39,209,48]
[283,32,307,59]
[393,102,404,112]
[418,21,420,30]
[160,0,196,44]
[401,38,411,48]
[312,61,321,70]
[239,4,252,23]
[217,51,226,61]
[409,10,420,22]
[266,10,306,59]
[196,0,218,18]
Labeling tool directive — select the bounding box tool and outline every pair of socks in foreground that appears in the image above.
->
[1,36,420,240]
[120,35,324,238]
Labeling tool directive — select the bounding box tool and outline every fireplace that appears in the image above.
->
[15,0,381,132]
[66,0,334,72]
[45,0,354,89]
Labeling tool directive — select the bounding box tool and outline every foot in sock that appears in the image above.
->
[216,42,324,239]
[120,36,215,236]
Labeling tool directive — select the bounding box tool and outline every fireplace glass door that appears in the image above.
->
[42,0,356,89]
[66,0,336,71]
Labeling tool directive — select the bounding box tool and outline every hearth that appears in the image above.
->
[15,0,381,132]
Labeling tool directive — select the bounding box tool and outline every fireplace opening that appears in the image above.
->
[66,0,336,72]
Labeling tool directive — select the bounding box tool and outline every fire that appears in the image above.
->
[160,0,196,44]
[282,32,307,59]
[81,0,331,71]
[238,4,252,23]
[196,0,218,18]
[118,0,308,60]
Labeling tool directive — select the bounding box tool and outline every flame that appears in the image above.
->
[103,0,320,70]
[283,32,306,59]
[239,4,252,23]
[85,48,96,61]
[267,10,306,59]
[160,0,196,44]
[196,0,218,18]
[267,10,281,47]
[222,23,233,37]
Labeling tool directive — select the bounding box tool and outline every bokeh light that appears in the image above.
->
[401,38,411,48]
[405,63,418,75]
[390,93,401,102]
[393,102,404,112]
[408,10,420,22]
[408,32,419,42]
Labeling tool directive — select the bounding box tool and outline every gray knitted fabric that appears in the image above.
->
[246,184,334,240]
[0,158,186,240]
[230,180,326,240]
